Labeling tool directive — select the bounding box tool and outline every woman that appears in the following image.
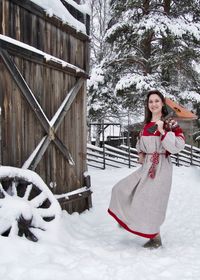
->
[108,90,185,249]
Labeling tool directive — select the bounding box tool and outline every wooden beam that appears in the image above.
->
[0,104,2,165]
[54,136,75,166]
[53,78,84,131]
[0,48,50,133]
[27,136,51,171]
[57,189,92,209]
[0,39,89,79]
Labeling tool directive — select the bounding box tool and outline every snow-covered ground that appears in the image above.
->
[0,165,200,280]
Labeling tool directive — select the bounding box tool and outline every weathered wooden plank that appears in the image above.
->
[84,40,90,74]
[0,48,50,132]
[2,0,9,34]
[0,0,2,34]
[37,16,45,50]
[57,189,92,211]
[0,39,89,78]
[7,0,90,41]
[15,4,20,41]
[0,59,4,165]
[81,81,88,172]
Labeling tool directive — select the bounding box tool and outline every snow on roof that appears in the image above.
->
[30,0,89,34]
[63,0,91,15]
[0,34,85,74]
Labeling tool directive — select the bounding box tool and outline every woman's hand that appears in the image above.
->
[155,120,165,135]
[138,152,145,164]
[164,118,178,131]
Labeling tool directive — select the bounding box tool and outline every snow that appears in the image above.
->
[0,166,61,218]
[87,64,105,90]
[181,91,200,102]
[0,165,200,279]
[137,15,200,40]
[63,0,91,15]
[115,72,160,93]
[30,0,89,34]
[55,186,89,200]
[106,11,200,42]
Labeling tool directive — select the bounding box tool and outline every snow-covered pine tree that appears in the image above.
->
[88,0,118,122]
[87,0,121,145]
[102,0,200,116]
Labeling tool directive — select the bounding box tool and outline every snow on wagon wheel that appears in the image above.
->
[0,166,61,242]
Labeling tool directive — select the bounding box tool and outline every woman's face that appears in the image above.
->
[148,94,163,115]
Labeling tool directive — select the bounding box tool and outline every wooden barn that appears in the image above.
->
[0,0,92,214]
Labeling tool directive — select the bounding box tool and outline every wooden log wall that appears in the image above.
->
[0,0,91,213]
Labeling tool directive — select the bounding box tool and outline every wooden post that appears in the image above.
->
[85,14,90,36]
[190,123,194,165]
[84,174,92,209]
[176,153,180,166]
[0,106,2,165]
[127,109,131,168]
[191,145,193,165]
[102,120,106,169]
[88,123,92,144]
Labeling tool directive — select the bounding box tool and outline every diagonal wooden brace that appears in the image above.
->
[0,48,50,132]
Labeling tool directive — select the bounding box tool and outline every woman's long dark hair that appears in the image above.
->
[144,90,168,124]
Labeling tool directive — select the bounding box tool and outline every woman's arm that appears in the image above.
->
[161,127,185,154]
[136,131,145,164]
[138,152,145,164]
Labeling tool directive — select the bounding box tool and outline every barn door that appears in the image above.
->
[0,48,84,170]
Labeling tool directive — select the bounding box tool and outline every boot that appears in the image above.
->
[143,234,162,249]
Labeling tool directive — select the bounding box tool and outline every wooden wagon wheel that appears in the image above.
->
[0,166,61,242]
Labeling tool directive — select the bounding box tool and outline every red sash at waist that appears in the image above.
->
[145,152,167,179]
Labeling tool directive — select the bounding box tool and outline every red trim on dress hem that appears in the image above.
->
[108,209,158,239]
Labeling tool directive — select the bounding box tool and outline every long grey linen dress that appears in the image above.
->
[108,122,185,238]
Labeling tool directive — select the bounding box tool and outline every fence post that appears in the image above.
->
[176,153,180,166]
[102,120,106,169]
[0,106,1,165]
[127,109,131,168]
[191,144,193,165]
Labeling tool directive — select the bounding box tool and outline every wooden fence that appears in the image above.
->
[87,143,200,169]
